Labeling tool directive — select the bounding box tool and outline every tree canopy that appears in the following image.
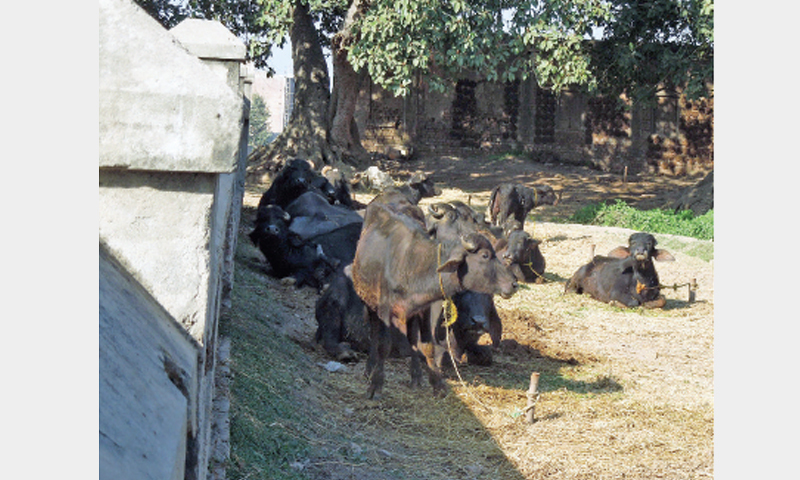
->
[134,0,713,167]
[136,0,712,99]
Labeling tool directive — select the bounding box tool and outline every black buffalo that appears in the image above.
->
[430,291,503,367]
[248,204,338,291]
[565,232,675,308]
[496,230,546,284]
[258,158,339,209]
[488,183,559,227]
[285,191,364,265]
[320,165,356,208]
[313,265,411,362]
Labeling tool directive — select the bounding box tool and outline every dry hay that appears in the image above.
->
[240,180,714,479]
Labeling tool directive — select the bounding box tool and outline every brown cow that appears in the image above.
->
[351,202,518,399]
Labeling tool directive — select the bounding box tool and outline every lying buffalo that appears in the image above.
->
[496,230,546,284]
[248,204,338,291]
[258,158,340,209]
[565,232,675,308]
[430,291,503,367]
[285,191,364,265]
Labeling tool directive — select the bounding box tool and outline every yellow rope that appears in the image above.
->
[436,243,491,412]
[437,244,458,327]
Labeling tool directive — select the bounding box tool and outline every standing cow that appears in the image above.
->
[352,202,518,399]
[565,232,675,308]
[488,183,559,227]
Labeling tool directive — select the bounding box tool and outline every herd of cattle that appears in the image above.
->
[249,158,675,399]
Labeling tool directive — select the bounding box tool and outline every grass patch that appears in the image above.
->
[569,200,713,240]
[221,247,319,480]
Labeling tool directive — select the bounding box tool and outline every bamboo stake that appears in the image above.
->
[525,372,540,424]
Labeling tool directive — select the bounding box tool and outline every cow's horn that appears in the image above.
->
[428,204,445,218]
[461,235,479,252]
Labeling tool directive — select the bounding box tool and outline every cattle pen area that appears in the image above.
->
[224,154,714,480]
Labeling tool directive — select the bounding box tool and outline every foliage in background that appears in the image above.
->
[569,200,713,240]
[135,0,712,101]
[589,0,714,103]
[248,95,275,149]
[134,0,282,71]
[348,0,612,97]
[134,0,189,28]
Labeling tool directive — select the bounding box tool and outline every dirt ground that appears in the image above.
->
[234,153,714,479]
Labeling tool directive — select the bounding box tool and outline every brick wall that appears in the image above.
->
[357,73,713,175]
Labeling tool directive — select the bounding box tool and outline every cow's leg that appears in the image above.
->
[416,312,446,397]
[642,295,667,309]
[364,308,376,379]
[366,309,391,400]
[609,293,640,308]
[407,315,424,388]
[464,343,493,366]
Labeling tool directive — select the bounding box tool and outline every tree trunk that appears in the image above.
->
[252,0,335,170]
[329,0,370,168]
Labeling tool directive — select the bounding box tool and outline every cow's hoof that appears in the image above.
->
[432,384,448,399]
[335,345,358,363]
[643,296,667,309]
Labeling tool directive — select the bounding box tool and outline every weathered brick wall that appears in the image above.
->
[357,72,713,176]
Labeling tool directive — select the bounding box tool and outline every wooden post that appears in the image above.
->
[688,278,696,304]
[589,244,596,260]
[525,372,540,424]
[623,166,628,184]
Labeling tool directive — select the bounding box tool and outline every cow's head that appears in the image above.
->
[533,185,559,206]
[250,205,291,244]
[607,232,675,263]
[278,158,313,190]
[408,171,440,199]
[453,291,494,334]
[501,230,536,264]
[438,233,518,299]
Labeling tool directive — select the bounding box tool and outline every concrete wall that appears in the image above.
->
[99,1,250,479]
[100,241,199,480]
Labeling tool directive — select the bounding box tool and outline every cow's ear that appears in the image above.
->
[654,249,675,262]
[607,246,630,259]
[437,257,463,273]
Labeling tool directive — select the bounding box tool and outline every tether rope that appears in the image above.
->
[437,243,492,412]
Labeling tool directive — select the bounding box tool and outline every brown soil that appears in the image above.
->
[235,153,713,479]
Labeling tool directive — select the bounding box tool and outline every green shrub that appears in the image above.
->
[569,200,713,240]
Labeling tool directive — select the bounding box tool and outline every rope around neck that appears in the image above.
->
[437,243,492,412]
